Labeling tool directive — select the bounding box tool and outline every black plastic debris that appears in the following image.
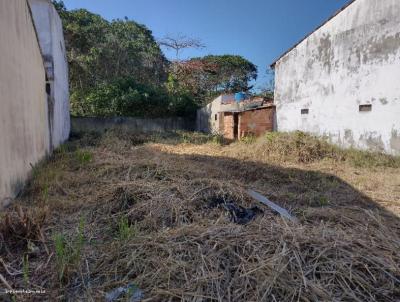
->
[208,196,263,225]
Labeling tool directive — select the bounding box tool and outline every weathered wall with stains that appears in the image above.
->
[196,95,236,134]
[29,0,70,149]
[0,0,50,207]
[238,107,275,138]
[197,96,223,134]
[274,0,400,155]
[71,117,195,134]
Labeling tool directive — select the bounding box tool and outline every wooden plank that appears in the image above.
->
[247,190,299,223]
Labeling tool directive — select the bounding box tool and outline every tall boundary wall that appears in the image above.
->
[0,0,50,207]
[273,0,400,155]
[29,0,70,149]
[71,117,195,134]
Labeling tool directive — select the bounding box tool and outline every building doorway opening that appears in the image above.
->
[233,113,239,140]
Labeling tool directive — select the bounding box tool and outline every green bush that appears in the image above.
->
[71,77,198,118]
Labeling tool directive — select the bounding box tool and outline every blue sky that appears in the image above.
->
[62,0,350,90]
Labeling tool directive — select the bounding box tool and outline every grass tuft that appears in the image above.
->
[117,216,138,240]
[54,217,85,283]
[230,131,400,168]
[74,149,93,165]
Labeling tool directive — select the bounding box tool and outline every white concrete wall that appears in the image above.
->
[274,0,400,155]
[197,96,223,133]
[29,0,70,149]
[196,95,238,133]
[0,0,50,207]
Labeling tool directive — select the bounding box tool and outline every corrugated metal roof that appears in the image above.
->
[270,0,358,68]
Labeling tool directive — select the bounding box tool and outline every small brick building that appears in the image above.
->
[196,94,275,139]
[219,105,276,140]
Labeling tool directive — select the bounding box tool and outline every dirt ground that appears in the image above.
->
[1,131,399,301]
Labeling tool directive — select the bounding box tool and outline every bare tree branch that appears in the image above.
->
[158,34,205,60]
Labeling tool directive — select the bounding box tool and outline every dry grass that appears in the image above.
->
[226,131,400,168]
[0,130,399,301]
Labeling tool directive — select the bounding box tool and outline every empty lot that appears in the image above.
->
[1,131,400,301]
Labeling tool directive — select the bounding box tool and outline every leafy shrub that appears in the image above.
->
[71,77,198,118]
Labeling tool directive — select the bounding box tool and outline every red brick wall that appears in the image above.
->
[238,107,275,138]
[223,113,235,140]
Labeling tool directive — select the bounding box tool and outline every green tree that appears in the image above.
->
[169,55,258,106]
[52,0,67,16]
[53,4,170,116]
[71,76,196,118]
[105,20,168,86]
[72,77,168,117]
[200,55,258,92]
[52,2,256,117]
[61,9,168,91]
[62,9,110,92]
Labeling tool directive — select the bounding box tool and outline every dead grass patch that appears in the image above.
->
[0,206,48,252]
[229,131,400,168]
[0,130,399,301]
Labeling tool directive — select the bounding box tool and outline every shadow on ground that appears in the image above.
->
[0,133,399,301]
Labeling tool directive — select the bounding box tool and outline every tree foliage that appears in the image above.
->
[53,1,258,116]
[52,0,67,16]
[53,1,173,117]
[60,8,168,91]
[200,55,258,92]
[169,55,258,105]
[71,76,195,117]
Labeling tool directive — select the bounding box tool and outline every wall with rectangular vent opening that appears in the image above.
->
[274,0,400,155]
